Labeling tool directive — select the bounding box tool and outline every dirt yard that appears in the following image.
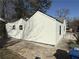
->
[0,32,77,59]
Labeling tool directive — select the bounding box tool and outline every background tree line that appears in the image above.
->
[0,0,52,22]
[0,0,52,48]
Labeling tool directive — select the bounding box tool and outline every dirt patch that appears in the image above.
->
[7,40,56,59]
[0,48,25,59]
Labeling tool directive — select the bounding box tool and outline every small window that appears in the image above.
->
[12,25,15,30]
[35,57,41,59]
[64,26,65,31]
[19,25,23,30]
[59,25,61,35]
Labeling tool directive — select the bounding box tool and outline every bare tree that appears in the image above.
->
[0,0,52,22]
[56,8,69,19]
[70,18,79,44]
[70,18,79,32]
[0,0,52,48]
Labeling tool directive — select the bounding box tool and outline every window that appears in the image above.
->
[64,26,65,31]
[59,25,61,35]
[12,25,15,30]
[19,25,23,30]
[35,57,41,59]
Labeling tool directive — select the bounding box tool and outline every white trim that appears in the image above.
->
[0,18,5,22]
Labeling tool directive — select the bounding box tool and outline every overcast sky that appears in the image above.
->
[47,0,79,18]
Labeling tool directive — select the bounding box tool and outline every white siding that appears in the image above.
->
[24,11,57,45]
[6,19,27,39]
[6,11,66,45]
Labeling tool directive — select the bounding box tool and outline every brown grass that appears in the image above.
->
[0,48,25,59]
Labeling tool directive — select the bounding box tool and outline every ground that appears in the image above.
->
[0,32,77,59]
[0,48,26,59]
[56,32,77,51]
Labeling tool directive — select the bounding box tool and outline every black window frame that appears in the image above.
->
[59,25,61,35]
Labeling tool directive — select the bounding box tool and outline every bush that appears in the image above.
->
[68,40,79,49]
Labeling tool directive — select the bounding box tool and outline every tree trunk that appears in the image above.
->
[0,21,8,48]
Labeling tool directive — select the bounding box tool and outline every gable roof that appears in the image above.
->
[31,11,64,23]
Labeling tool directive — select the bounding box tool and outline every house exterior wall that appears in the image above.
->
[55,20,66,45]
[6,11,66,45]
[56,21,62,44]
[64,20,66,34]
[6,19,27,39]
[24,11,57,45]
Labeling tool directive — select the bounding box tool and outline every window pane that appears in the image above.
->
[19,25,23,30]
[13,25,15,29]
[59,26,61,35]
[35,57,41,59]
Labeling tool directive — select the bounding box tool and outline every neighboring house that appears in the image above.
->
[6,11,66,45]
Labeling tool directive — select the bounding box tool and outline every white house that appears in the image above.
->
[6,11,66,45]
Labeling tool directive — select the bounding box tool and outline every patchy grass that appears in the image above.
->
[0,48,25,59]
